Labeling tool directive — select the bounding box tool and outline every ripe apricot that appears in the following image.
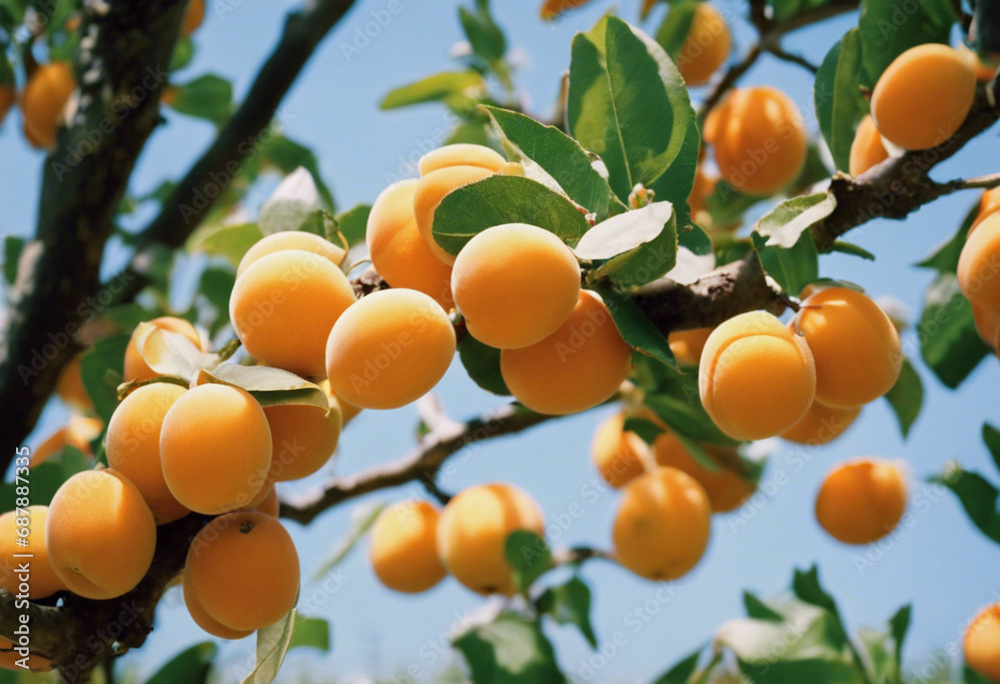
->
[653,434,754,513]
[418,144,506,176]
[0,506,65,599]
[791,287,902,408]
[781,400,861,445]
[973,302,1000,350]
[236,231,347,278]
[413,165,495,265]
[612,467,711,580]
[21,62,75,149]
[186,512,300,631]
[319,379,362,424]
[699,310,816,440]
[849,114,890,177]
[668,327,714,366]
[47,469,156,599]
[181,0,205,37]
[264,401,341,482]
[960,213,1000,311]
[55,353,93,413]
[107,383,190,524]
[370,501,447,593]
[815,458,906,544]
[230,249,356,377]
[31,415,102,467]
[183,571,253,640]
[871,44,975,151]
[326,289,456,409]
[591,413,651,488]
[0,636,50,672]
[366,180,454,308]
[452,223,581,349]
[501,291,632,415]
[965,604,1000,683]
[675,2,731,87]
[124,316,203,383]
[437,483,545,595]
[160,383,272,514]
[704,86,807,196]
[971,187,1000,234]
[0,86,13,128]
[252,486,280,518]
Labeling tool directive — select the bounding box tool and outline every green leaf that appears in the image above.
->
[289,615,331,653]
[651,646,703,684]
[568,17,695,202]
[431,175,589,256]
[197,365,328,410]
[80,334,130,424]
[146,642,217,684]
[967,666,996,684]
[754,193,837,249]
[187,222,263,268]
[933,466,1000,544]
[983,424,1000,475]
[259,168,322,235]
[482,105,625,221]
[380,71,486,110]
[704,180,764,228]
[654,1,698,61]
[240,608,296,684]
[883,359,923,438]
[504,530,552,592]
[916,203,978,274]
[644,374,741,448]
[830,241,876,261]
[313,501,386,578]
[198,267,237,336]
[334,204,371,247]
[792,566,842,625]
[648,122,702,248]
[918,274,990,389]
[743,591,786,622]
[459,1,506,63]
[888,604,911,669]
[591,284,676,366]
[622,417,665,444]
[171,37,196,71]
[535,576,598,649]
[458,335,511,396]
[168,74,233,124]
[2,236,24,286]
[0,448,91,511]
[261,136,335,210]
[453,613,566,684]
[857,0,956,87]
[815,29,867,173]
[859,627,893,684]
[585,203,679,286]
[753,230,819,297]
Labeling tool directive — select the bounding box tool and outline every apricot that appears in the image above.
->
[366,180,454,308]
[47,469,156,599]
[55,353,93,413]
[413,165,495,265]
[815,458,907,544]
[253,486,280,518]
[437,483,545,595]
[849,114,890,177]
[230,249,356,377]
[973,302,1000,350]
[31,415,102,467]
[325,289,456,409]
[971,187,1000,233]
[781,400,861,445]
[590,413,651,488]
[501,291,632,415]
[0,636,50,672]
[675,2,732,87]
[160,383,272,514]
[319,379,362,424]
[181,0,205,37]
[704,86,807,196]
[21,62,75,149]
[540,0,593,20]
[612,467,711,580]
[0,506,65,599]
[653,434,754,513]
[369,501,447,593]
[698,311,816,440]
[186,512,300,631]
[668,327,714,366]
[870,44,975,151]
[959,43,999,83]
[264,401,341,482]
[0,86,13,128]
[960,213,1000,311]
[236,231,347,278]
[183,571,253,640]
[452,223,581,349]
[418,144,506,176]
[791,287,902,408]
[107,383,190,524]
[965,603,1000,683]
[124,316,203,383]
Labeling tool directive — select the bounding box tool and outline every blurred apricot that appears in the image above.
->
[815,458,907,544]
[22,62,74,149]
[370,501,447,593]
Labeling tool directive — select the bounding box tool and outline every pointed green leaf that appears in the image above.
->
[2,236,24,286]
[334,204,371,248]
[197,364,328,409]
[454,613,566,684]
[651,646,703,684]
[814,29,867,172]
[147,642,218,684]
[168,74,233,124]
[654,1,699,62]
[80,333,131,424]
[240,609,296,684]
[857,0,956,87]
[259,168,322,236]
[744,591,785,622]
[0,449,91,511]
[458,335,511,396]
[575,202,672,261]
[752,230,818,296]
[289,615,331,653]
[933,466,1000,544]
[916,203,978,274]
[380,71,486,110]
[984,424,1000,475]
[459,2,506,63]
[505,531,552,592]
[591,284,676,366]
[754,192,837,249]
[889,604,911,669]
[919,274,990,388]
[188,222,264,268]
[535,576,598,649]
[883,359,923,438]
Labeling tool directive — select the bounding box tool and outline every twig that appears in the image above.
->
[764,45,819,74]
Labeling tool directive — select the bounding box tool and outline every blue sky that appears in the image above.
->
[3,1,1000,682]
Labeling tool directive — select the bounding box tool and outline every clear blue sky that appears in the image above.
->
[2,1,999,682]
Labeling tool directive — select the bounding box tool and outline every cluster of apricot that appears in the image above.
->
[959,187,1000,351]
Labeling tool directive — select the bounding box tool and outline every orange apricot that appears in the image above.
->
[124,316,203,383]
[668,327,714,366]
[871,44,976,151]
[160,383,272,514]
[264,401,341,482]
[540,0,594,19]
[417,144,506,176]
[0,506,66,599]
[973,302,1000,350]
[612,467,711,580]
[31,415,102,467]
[698,310,816,440]
[849,114,890,177]
[183,571,254,640]
[107,383,190,524]
[590,413,651,488]
[815,458,907,544]
[252,486,280,518]
[960,213,1000,311]
[230,249,356,377]
[181,0,205,37]
[22,62,75,149]
[437,483,545,596]
[186,512,300,631]
[971,187,1000,234]
[319,379,362,424]
[781,400,861,445]
[236,231,347,278]
[366,179,454,308]
[452,223,581,349]
[965,603,1000,683]
[369,501,447,593]
[652,434,755,513]
[325,289,456,409]
[675,2,732,87]
[47,469,157,599]
[55,353,93,413]
[791,287,902,408]
[501,291,632,415]
[412,165,494,265]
